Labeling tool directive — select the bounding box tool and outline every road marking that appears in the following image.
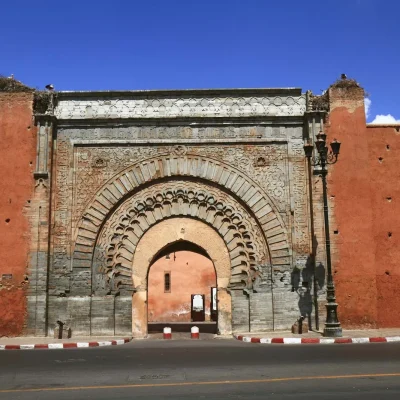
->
[283,338,301,344]
[352,338,369,344]
[47,343,63,349]
[320,338,335,344]
[1,372,400,393]
[19,344,35,350]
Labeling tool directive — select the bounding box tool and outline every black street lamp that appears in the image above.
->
[304,132,343,338]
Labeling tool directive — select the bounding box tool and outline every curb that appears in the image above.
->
[0,338,131,350]
[234,334,400,345]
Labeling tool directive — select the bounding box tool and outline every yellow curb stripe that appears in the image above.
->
[1,372,400,393]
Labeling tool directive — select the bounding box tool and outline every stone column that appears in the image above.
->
[217,288,232,335]
[26,114,53,336]
[132,289,147,338]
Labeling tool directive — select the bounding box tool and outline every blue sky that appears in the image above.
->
[1,0,399,122]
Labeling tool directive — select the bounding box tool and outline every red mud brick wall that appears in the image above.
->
[0,92,36,336]
[366,124,400,327]
[148,250,216,322]
[327,85,400,328]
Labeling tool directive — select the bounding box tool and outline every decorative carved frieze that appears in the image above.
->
[289,140,310,263]
[57,125,300,141]
[73,144,289,222]
[34,116,53,179]
[55,93,306,120]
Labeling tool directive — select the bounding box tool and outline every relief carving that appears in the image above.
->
[73,144,289,222]
[55,94,307,119]
[290,141,310,255]
[93,181,269,294]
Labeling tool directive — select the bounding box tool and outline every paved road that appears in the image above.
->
[1,339,400,399]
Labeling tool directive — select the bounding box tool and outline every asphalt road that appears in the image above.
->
[1,339,400,399]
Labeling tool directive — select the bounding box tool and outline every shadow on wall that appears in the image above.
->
[291,237,326,330]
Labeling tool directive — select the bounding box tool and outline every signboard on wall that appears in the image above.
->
[211,287,218,322]
[211,287,217,311]
[192,294,204,311]
[191,294,205,322]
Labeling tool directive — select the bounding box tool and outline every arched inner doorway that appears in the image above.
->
[147,241,218,333]
[130,218,232,338]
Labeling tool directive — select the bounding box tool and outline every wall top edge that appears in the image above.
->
[54,91,307,120]
[56,87,303,98]
[366,123,400,128]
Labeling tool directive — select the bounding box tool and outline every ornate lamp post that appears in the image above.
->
[304,132,343,338]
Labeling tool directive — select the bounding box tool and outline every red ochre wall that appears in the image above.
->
[147,250,216,322]
[327,85,400,328]
[0,92,36,336]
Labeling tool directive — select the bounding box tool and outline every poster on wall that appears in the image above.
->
[211,287,218,322]
[192,294,204,311]
[212,287,217,311]
[191,294,205,322]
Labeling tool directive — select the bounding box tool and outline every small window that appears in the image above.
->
[164,272,171,293]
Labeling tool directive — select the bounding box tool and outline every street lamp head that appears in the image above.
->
[316,131,327,143]
[303,141,314,158]
[315,138,326,153]
[330,139,341,156]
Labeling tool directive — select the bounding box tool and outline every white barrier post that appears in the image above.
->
[163,327,172,339]
[191,326,199,339]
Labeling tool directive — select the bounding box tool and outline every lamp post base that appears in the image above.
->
[323,326,343,338]
[323,301,343,337]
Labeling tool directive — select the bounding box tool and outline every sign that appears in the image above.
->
[191,294,206,322]
[192,294,204,311]
[212,287,217,311]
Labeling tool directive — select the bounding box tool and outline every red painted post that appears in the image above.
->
[163,327,172,339]
[191,326,199,339]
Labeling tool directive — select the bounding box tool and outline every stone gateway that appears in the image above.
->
[4,78,397,338]
[36,88,315,337]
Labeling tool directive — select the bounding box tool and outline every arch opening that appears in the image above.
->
[151,240,211,264]
[147,240,218,334]
[131,218,232,337]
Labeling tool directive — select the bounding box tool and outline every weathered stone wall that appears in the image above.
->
[0,92,36,337]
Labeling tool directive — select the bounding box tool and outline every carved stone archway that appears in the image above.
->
[131,218,232,337]
[73,154,291,280]
[92,180,269,296]
[71,155,293,336]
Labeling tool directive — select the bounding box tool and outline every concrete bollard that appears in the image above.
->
[163,327,172,339]
[191,326,199,339]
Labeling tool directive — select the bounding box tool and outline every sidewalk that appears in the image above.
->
[0,336,131,350]
[234,328,400,345]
